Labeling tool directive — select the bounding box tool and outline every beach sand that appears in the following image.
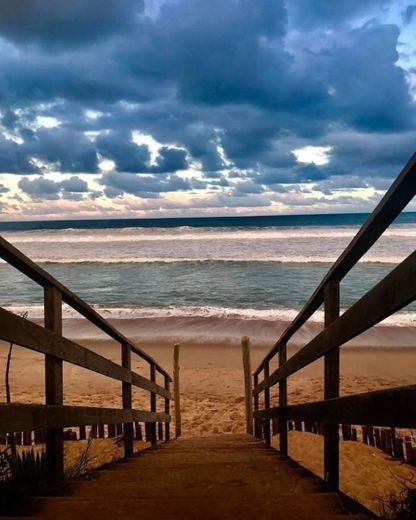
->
[1,317,415,515]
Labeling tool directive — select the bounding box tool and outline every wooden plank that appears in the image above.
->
[255,250,416,394]
[0,403,170,432]
[253,385,416,428]
[241,336,253,435]
[278,343,288,456]
[44,285,64,483]
[0,307,169,398]
[164,375,170,442]
[0,236,171,380]
[254,152,416,375]
[122,342,134,457]
[323,280,340,491]
[253,373,260,439]
[131,372,171,399]
[263,360,271,446]
[150,363,157,445]
[173,343,181,438]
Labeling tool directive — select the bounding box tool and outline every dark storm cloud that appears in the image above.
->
[0,0,414,202]
[0,0,144,47]
[96,131,189,173]
[403,4,416,24]
[60,176,89,193]
[0,136,39,174]
[18,177,61,200]
[287,0,391,29]
[100,171,193,198]
[25,128,99,173]
[18,175,90,200]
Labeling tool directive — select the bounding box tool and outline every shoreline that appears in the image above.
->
[57,315,416,349]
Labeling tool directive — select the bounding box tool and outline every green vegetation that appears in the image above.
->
[0,448,48,515]
[380,474,416,520]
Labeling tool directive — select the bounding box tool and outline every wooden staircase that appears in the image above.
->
[31,435,366,519]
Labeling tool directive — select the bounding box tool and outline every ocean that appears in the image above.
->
[0,213,415,328]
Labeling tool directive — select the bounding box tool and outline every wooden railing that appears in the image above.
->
[0,238,172,483]
[252,153,416,491]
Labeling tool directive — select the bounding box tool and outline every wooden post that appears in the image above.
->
[324,280,340,491]
[368,426,375,446]
[253,373,261,438]
[164,375,170,442]
[173,343,181,438]
[44,285,64,484]
[145,423,151,442]
[263,360,271,445]
[279,343,288,456]
[122,342,134,457]
[150,363,157,445]
[135,422,143,441]
[241,337,253,435]
[23,431,32,446]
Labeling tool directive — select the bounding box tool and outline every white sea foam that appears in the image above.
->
[6,303,416,327]
[4,225,416,244]
[0,255,407,264]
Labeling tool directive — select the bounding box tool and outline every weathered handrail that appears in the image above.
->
[252,152,416,493]
[0,236,171,380]
[0,236,173,483]
[254,152,416,376]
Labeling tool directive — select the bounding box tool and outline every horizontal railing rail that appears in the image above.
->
[254,153,416,376]
[255,249,416,394]
[0,307,170,398]
[254,385,416,429]
[0,236,173,484]
[0,403,170,433]
[0,236,170,380]
[252,152,416,493]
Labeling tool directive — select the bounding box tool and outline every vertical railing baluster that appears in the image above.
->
[263,361,271,445]
[44,285,64,483]
[150,363,157,445]
[164,375,170,442]
[278,343,288,456]
[253,373,260,438]
[173,343,181,438]
[122,342,134,457]
[241,337,253,435]
[324,280,340,490]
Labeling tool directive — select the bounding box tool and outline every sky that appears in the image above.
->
[0,0,415,221]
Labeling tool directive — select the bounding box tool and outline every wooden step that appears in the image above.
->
[31,434,368,519]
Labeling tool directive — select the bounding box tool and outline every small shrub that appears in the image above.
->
[0,449,48,516]
[379,473,416,520]
[65,435,94,480]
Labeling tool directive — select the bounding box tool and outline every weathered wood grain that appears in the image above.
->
[0,403,170,433]
[254,152,416,375]
[241,336,253,435]
[254,385,416,428]
[255,250,416,394]
[0,236,171,380]
[122,342,134,457]
[323,280,340,491]
[44,285,64,482]
[0,307,170,398]
[173,343,181,438]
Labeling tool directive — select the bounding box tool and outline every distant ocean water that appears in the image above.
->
[0,213,415,327]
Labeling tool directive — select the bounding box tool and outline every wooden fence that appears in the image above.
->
[0,237,172,483]
[252,153,416,490]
